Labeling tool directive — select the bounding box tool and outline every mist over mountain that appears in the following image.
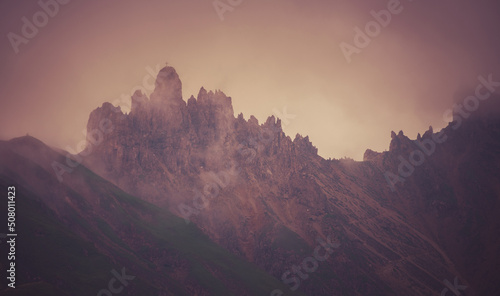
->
[1,66,500,295]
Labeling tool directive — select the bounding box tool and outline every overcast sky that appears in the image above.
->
[1,0,500,160]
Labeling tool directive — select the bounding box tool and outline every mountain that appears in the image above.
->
[78,66,500,295]
[0,136,305,295]
[1,65,499,295]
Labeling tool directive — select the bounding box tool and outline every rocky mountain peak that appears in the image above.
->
[70,65,500,296]
[389,130,412,152]
[150,66,184,106]
[293,134,318,155]
[363,148,380,161]
[195,87,234,115]
[422,126,433,138]
[84,65,325,205]
[130,89,149,113]
[248,115,259,126]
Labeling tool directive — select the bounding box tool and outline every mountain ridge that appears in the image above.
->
[1,65,499,295]
[76,65,500,295]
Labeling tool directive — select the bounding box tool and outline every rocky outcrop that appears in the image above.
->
[82,66,500,296]
[84,66,317,206]
[389,130,413,152]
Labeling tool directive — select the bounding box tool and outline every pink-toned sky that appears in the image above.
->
[1,0,500,159]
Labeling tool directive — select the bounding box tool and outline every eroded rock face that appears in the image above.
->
[84,66,317,206]
[150,66,184,106]
[83,66,500,295]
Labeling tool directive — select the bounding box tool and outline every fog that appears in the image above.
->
[1,0,499,159]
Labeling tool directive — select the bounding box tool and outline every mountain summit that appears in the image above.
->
[151,66,183,105]
[1,66,499,295]
[84,66,317,206]
[76,66,500,295]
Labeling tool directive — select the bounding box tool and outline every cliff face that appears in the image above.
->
[84,66,317,206]
[83,66,500,295]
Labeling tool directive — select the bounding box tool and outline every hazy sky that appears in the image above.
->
[1,0,500,160]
